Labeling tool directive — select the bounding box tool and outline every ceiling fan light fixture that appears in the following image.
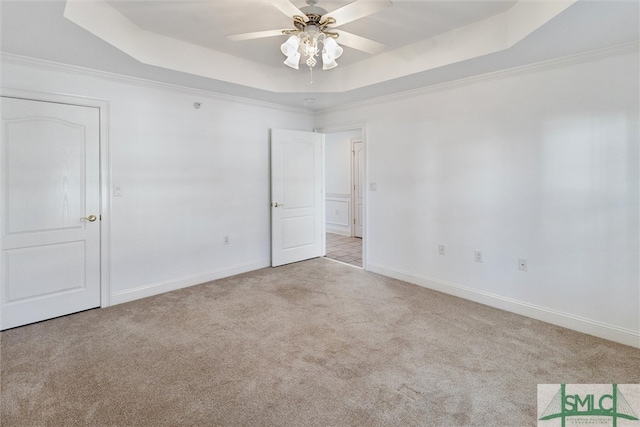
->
[228,0,391,81]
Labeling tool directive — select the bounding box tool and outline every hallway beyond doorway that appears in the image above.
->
[325,233,362,268]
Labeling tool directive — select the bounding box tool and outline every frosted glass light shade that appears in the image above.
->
[280,35,300,56]
[284,52,301,69]
[322,55,337,70]
[321,37,342,70]
[281,35,301,69]
[322,37,343,60]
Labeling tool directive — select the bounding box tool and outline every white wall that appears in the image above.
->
[325,129,362,235]
[2,49,638,347]
[1,58,314,304]
[315,50,640,347]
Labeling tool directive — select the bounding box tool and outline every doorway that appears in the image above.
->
[323,127,364,268]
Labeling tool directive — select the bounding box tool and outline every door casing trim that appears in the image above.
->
[350,137,363,238]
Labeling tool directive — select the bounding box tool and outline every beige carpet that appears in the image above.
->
[2,258,639,426]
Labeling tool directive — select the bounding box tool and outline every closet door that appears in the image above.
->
[1,97,100,329]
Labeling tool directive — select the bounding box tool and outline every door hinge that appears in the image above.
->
[100,215,102,221]
[354,218,356,224]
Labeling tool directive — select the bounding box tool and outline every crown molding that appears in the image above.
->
[2,41,637,117]
[0,52,312,116]
[315,41,640,116]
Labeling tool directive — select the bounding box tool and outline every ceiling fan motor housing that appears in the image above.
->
[300,6,328,16]
[293,6,337,39]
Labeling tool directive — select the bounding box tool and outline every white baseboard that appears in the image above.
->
[111,260,270,305]
[367,262,640,349]
[326,226,351,236]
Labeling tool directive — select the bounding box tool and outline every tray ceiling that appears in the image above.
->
[1,1,638,110]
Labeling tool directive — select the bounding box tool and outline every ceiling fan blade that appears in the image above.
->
[272,1,309,22]
[325,0,392,27]
[335,30,385,54]
[227,29,287,42]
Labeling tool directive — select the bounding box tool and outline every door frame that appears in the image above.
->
[350,137,363,238]
[316,122,367,269]
[0,88,112,327]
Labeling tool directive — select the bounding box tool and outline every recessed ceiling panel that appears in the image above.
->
[105,0,516,68]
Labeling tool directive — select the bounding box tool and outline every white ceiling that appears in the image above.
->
[104,0,517,68]
[1,1,638,110]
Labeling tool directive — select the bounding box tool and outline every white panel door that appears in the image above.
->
[353,140,364,238]
[271,129,323,267]
[1,97,101,330]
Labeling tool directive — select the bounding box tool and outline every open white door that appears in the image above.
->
[1,97,101,329]
[271,129,323,267]
[352,140,364,238]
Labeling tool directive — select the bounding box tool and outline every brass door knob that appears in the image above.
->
[81,214,97,222]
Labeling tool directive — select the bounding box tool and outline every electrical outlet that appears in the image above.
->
[438,245,445,255]
[474,250,482,263]
[223,236,230,245]
[518,258,527,271]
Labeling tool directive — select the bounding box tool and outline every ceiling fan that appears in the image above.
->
[227,0,392,77]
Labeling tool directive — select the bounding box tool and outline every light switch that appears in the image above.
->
[369,182,377,191]
[114,185,123,197]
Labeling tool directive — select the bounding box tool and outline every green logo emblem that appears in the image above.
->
[539,384,639,427]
